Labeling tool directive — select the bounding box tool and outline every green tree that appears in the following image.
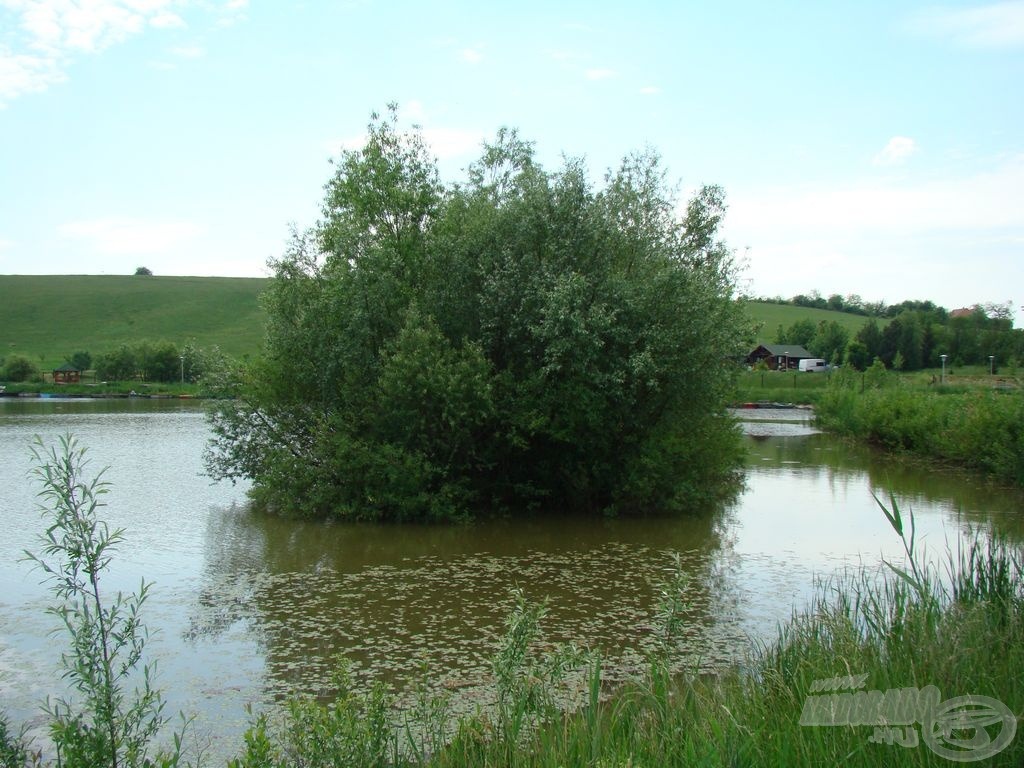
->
[784,319,817,348]
[140,341,180,383]
[1,354,40,382]
[94,346,137,381]
[134,266,152,276]
[68,351,92,371]
[809,320,849,364]
[844,339,869,370]
[855,317,883,362]
[881,312,924,370]
[864,356,888,388]
[206,110,749,521]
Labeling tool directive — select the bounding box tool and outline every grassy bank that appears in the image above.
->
[734,369,831,404]
[0,381,205,398]
[816,381,1024,486]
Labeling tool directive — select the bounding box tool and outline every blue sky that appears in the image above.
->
[1,1,1022,323]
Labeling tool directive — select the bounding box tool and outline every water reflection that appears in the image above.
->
[188,504,746,704]
[747,433,1024,539]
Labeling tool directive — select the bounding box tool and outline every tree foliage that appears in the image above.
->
[1,354,40,382]
[26,436,185,768]
[68,351,92,371]
[93,341,185,383]
[207,108,750,521]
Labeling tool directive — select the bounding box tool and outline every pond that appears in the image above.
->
[0,398,1021,760]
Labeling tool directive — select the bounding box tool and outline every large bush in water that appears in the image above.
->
[207,109,751,520]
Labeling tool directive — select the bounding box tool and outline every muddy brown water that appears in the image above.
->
[1,399,1020,759]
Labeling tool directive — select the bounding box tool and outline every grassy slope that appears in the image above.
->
[0,279,879,368]
[744,300,880,344]
[0,275,269,367]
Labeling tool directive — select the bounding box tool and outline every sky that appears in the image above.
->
[1,0,1022,324]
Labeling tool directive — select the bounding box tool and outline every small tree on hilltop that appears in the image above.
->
[134,266,153,276]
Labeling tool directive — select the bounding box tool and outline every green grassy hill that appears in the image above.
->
[743,301,879,345]
[0,276,881,370]
[0,275,269,368]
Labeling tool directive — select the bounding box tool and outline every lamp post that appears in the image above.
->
[940,354,948,384]
[989,355,995,375]
[179,355,184,385]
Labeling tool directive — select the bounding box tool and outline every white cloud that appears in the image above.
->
[460,47,482,64]
[873,136,918,166]
[0,0,244,105]
[421,127,485,160]
[60,217,204,255]
[585,67,615,81]
[724,156,1024,310]
[171,45,204,59]
[150,11,185,29]
[402,99,426,122]
[639,85,660,95]
[729,155,1024,240]
[0,46,66,106]
[910,1,1024,48]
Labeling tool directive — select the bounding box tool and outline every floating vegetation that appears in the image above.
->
[186,538,753,719]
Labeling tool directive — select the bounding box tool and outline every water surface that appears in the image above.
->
[0,399,1020,759]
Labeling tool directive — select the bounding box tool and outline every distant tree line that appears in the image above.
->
[0,341,229,384]
[94,340,231,383]
[750,290,1015,322]
[772,305,1024,372]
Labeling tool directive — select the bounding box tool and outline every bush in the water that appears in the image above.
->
[206,107,751,521]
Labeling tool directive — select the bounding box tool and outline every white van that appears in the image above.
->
[799,358,828,373]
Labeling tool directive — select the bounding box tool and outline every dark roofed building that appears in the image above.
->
[746,344,813,371]
[52,363,82,384]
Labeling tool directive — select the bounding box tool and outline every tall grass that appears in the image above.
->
[816,385,1024,485]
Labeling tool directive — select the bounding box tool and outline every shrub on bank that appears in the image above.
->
[1,354,41,383]
[816,386,1024,485]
